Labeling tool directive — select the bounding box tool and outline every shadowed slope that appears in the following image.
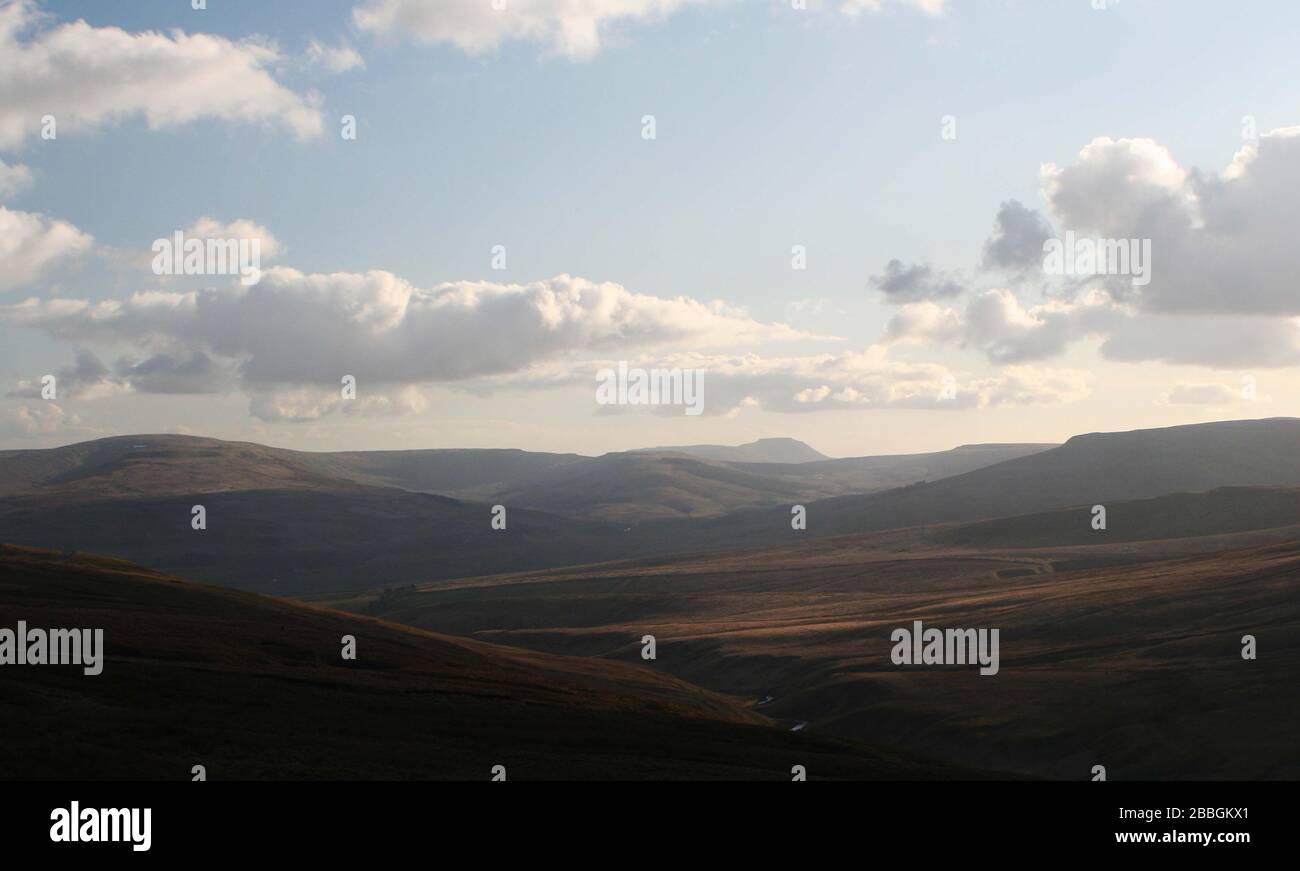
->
[355,531,1300,780]
[0,545,990,780]
[631,418,1300,550]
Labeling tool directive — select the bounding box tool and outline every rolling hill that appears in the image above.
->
[350,530,1300,779]
[4,419,1298,595]
[631,418,1300,551]
[0,545,984,780]
[485,451,833,521]
[634,437,830,464]
[0,432,1068,588]
[724,443,1057,493]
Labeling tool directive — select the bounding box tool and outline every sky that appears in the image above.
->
[2,0,1300,457]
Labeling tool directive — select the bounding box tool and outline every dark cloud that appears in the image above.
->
[115,351,231,395]
[981,199,1054,272]
[870,259,965,304]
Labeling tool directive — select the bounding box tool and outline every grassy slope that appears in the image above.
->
[0,545,988,780]
[353,531,1300,780]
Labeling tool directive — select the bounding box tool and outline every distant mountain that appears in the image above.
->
[725,443,1057,492]
[488,451,835,522]
[5,420,1295,594]
[636,437,830,464]
[629,418,1300,551]
[0,435,587,502]
[0,435,1055,577]
[0,435,634,593]
[489,444,1057,522]
[0,435,355,501]
[300,447,588,495]
[0,544,978,780]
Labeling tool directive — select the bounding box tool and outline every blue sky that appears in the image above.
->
[4,0,1300,455]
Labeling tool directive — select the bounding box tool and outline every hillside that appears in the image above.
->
[489,451,834,521]
[352,533,1300,779]
[0,435,585,502]
[632,418,1300,551]
[929,486,1300,549]
[5,420,1298,594]
[0,486,637,595]
[635,437,829,464]
[0,545,980,780]
[725,443,1057,493]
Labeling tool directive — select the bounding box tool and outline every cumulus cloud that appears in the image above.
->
[960,289,1097,364]
[4,401,83,436]
[885,288,1120,364]
[0,157,32,199]
[353,0,944,59]
[982,199,1054,273]
[870,259,964,304]
[881,300,963,344]
[879,125,1300,369]
[5,257,1084,419]
[115,351,233,395]
[353,0,713,59]
[1041,129,1300,316]
[888,288,1300,370]
[1,270,830,416]
[248,385,428,423]
[180,217,284,260]
[0,204,93,292]
[840,0,947,17]
[4,261,1091,419]
[484,347,1089,416]
[0,0,322,149]
[6,349,127,400]
[304,38,366,72]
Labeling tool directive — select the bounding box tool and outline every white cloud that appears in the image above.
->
[4,263,1089,419]
[1,271,828,407]
[182,217,284,260]
[4,402,84,436]
[248,385,428,423]
[353,0,941,60]
[7,349,129,400]
[353,0,713,60]
[0,0,323,149]
[882,300,964,344]
[484,347,1090,415]
[0,204,93,292]
[1041,128,1300,316]
[882,126,1300,370]
[0,157,33,199]
[840,0,947,17]
[885,288,1120,364]
[305,38,366,72]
